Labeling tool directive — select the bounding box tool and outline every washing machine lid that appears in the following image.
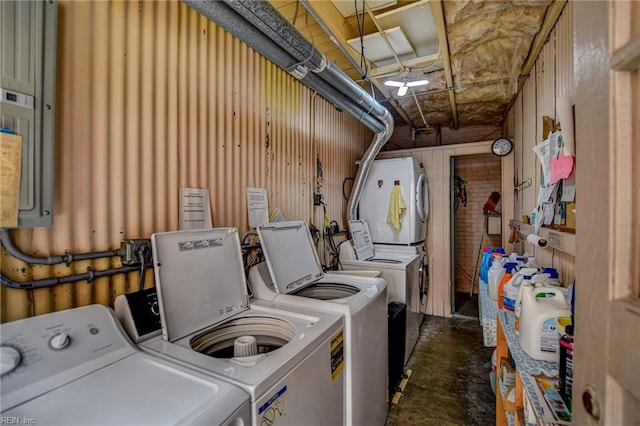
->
[257,221,324,295]
[152,228,249,342]
[348,219,375,260]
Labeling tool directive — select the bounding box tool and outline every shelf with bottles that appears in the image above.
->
[509,220,576,257]
[496,309,570,426]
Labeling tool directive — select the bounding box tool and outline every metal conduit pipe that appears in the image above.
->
[223,0,389,119]
[346,107,394,221]
[0,229,120,266]
[0,264,152,290]
[297,0,416,128]
[225,1,326,70]
[298,0,368,79]
[184,1,384,133]
[205,0,394,221]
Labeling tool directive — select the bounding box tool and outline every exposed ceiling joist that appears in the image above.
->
[269,0,564,149]
[369,52,441,79]
[364,1,427,129]
[430,0,458,129]
[298,0,415,126]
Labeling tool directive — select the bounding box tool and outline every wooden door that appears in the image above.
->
[574,1,640,424]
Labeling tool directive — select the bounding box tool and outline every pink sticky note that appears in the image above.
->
[550,155,574,184]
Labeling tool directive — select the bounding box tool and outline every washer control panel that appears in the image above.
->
[1,305,134,410]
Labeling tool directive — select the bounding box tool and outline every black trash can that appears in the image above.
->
[388,301,407,399]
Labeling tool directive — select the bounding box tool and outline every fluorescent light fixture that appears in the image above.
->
[384,78,429,96]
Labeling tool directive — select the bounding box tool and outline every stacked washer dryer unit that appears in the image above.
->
[340,156,430,364]
[0,304,251,425]
[137,228,345,426]
[248,220,389,426]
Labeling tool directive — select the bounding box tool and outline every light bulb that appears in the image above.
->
[397,86,408,96]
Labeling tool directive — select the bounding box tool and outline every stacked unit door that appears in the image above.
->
[358,157,429,245]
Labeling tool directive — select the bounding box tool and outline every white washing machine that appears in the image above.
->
[140,228,346,426]
[340,221,426,364]
[0,304,251,425]
[250,220,389,426]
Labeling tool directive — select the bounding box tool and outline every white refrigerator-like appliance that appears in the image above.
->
[358,157,429,246]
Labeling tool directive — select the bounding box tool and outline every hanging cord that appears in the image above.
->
[335,239,351,271]
[292,0,300,26]
[355,0,368,79]
[327,220,340,265]
[137,245,148,291]
[244,248,263,276]
[342,177,355,202]
[241,232,263,277]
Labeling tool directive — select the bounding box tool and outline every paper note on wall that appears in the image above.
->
[549,155,574,184]
[533,133,561,186]
[246,187,268,228]
[179,187,213,229]
[0,132,23,227]
[561,173,576,202]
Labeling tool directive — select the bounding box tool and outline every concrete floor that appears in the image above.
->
[386,305,495,425]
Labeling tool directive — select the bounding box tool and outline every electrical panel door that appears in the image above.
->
[1,0,57,227]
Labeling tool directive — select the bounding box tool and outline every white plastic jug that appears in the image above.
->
[518,286,571,362]
[514,276,533,333]
[502,267,538,312]
[488,258,505,300]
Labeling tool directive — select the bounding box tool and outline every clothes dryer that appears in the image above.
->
[250,220,389,426]
[340,221,425,364]
[139,228,346,426]
[358,157,429,245]
[1,304,251,425]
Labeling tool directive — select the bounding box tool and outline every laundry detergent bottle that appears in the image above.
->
[480,248,493,283]
[497,263,518,309]
[514,275,533,333]
[518,286,571,362]
[502,267,538,312]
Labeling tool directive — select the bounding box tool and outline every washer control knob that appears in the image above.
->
[0,346,22,375]
[50,332,70,350]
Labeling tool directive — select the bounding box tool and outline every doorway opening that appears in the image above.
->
[450,153,503,317]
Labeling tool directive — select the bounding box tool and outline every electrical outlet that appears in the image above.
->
[314,194,323,206]
[120,239,152,266]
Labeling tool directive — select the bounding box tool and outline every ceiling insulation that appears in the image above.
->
[269,0,565,149]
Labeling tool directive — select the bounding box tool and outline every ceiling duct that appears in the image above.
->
[183,0,394,222]
[182,2,382,133]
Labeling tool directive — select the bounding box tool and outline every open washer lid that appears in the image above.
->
[257,221,324,295]
[151,228,249,342]
[348,219,375,260]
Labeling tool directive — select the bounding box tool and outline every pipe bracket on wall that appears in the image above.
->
[514,177,532,192]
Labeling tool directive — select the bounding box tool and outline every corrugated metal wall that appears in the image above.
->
[0,0,372,322]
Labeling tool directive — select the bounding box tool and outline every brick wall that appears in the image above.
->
[454,154,502,294]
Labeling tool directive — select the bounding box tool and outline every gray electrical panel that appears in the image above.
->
[1,0,57,227]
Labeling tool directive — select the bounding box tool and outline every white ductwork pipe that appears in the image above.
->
[183,0,394,221]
